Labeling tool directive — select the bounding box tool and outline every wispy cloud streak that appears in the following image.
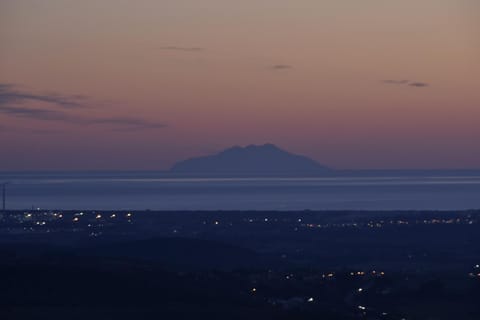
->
[160,46,203,52]
[0,84,85,108]
[408,82,429,87]
[270,65,293,70]
[382,80,429,88]
[0,84,166,130]
[383,80,409,85]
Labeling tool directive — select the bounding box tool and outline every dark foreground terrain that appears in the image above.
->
[1,210,480,319]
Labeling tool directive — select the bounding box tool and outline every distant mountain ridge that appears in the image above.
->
[170,144,330,176]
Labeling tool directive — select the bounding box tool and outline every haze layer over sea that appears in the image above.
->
[1,171,480,211]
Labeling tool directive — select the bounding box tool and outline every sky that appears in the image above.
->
[1,0,479,170]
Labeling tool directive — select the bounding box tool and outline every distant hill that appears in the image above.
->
[170,144,330,176]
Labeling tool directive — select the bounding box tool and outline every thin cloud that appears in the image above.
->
[91,117,166,130]
[160,46,203,52]
[408,82,429,87]
[0,84,85,108]
[382,80,429,88]
[271,65,293,70]
[383,80,409,85]
[0,84,166,131]
[0,105,69,121]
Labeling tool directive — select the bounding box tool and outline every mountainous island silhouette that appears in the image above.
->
[170,144,330,177]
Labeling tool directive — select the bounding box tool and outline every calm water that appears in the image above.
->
[1,172,480,210]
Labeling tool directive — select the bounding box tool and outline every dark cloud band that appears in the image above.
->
[382,80,429,88]
[408,82,429,87]
[271,65,293,70]
[160,46,203,52]
[0,84,166,130]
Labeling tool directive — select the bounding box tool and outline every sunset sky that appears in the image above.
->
[1,0,479,170]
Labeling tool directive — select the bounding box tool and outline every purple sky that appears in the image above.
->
[1,0,479,170]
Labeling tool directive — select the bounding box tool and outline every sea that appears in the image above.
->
[1,171,480,211]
